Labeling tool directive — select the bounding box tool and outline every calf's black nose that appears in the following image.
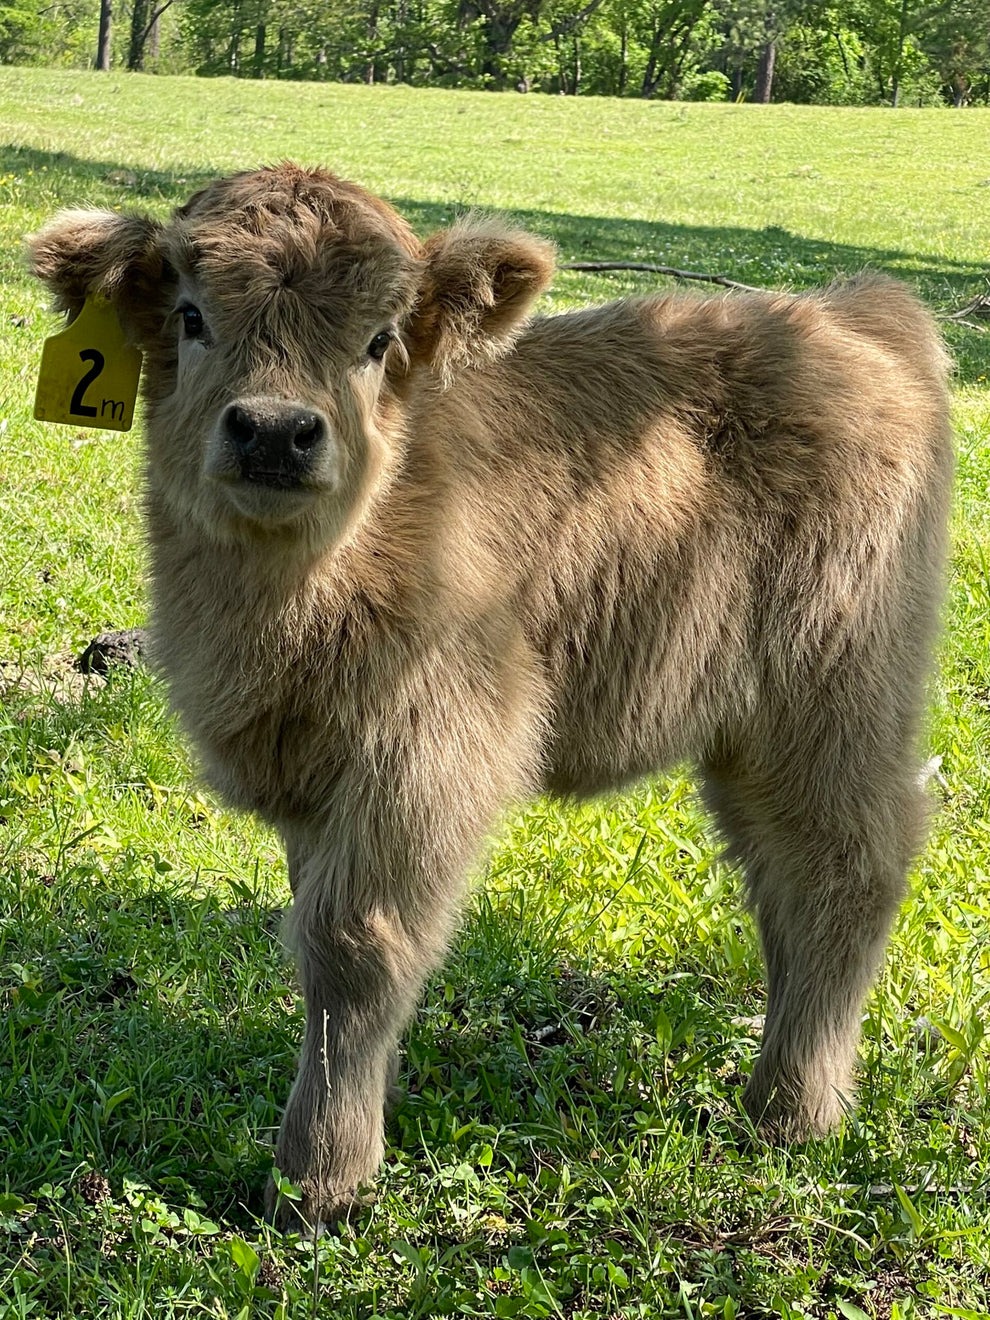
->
[223,402,327,461]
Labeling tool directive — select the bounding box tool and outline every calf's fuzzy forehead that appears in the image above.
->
[173,164,422,256]
[163,165,425,345]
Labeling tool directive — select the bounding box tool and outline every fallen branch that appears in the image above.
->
[942,292,990,325]
[559,260,765,294]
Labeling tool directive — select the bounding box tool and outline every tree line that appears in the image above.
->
[3,0,987,106]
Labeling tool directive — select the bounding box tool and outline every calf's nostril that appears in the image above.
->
[226,405,258,455]
[291,412,324,452]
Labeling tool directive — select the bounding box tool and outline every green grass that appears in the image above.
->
[2,67,990,1319]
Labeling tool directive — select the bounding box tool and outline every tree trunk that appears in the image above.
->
[754,38,775,102]
[254,23,266,76]
[483,19,512,81]
[277,27,294,73]
[95,0,112,70]
[147,10,160,60]
[228,0,242,72]
[641,21,660,96]
[891,0,909,105]
[366,1,379,83]
[128,0,149,70]
[394,0,407,80]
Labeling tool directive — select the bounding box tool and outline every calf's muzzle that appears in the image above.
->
[220,399,330,489]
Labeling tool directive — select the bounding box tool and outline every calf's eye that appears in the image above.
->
[181,305,205,339]
[367,330,393,361]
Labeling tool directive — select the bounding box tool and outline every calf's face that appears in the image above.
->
[29,165,555,553]
[157,173,425,547]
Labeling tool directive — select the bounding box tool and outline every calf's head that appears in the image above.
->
[30,165,554,552]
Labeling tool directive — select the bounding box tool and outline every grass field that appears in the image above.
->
[1,66,990,1319]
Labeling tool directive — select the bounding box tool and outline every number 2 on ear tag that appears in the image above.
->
[34,295,142,432]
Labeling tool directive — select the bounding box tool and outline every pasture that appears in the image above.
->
[1,67,989,1319]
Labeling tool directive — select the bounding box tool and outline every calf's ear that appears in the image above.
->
[405,216,555,383]
[28,209,167,343]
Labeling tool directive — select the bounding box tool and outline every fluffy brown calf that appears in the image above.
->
[31,165,953,1230]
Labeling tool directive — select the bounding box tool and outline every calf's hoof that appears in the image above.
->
[264,1173,373,1236]
[743,1066,852,1142]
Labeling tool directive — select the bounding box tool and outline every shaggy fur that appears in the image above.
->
[31,164,954,1231]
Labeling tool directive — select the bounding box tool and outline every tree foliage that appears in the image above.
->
[3,0,987,104]
[1,0,96,64]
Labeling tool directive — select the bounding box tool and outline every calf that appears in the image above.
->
[30,165,953,1230]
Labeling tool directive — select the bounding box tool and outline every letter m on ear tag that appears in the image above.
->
[34,295,142,432]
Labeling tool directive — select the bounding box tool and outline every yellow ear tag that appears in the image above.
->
[34,295,142,432]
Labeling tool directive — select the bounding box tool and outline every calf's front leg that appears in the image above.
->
[265,830,459,1232]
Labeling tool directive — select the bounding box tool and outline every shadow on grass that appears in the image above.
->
[0,857,748,1228]
[7,142,987,382]
[0,870,285,1223]
[0,680,969,1274]
[0,667,762,1230]
[394,193,988,286]
[0,142,218,205]
[1,864,925,1256]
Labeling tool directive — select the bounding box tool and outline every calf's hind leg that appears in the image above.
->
[703,728,927,1140]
